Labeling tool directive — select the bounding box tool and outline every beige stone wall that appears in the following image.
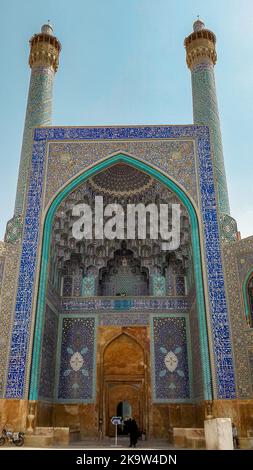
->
[0,397,252,438]
[0,399,28,431]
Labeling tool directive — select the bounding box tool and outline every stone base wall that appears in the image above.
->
[0,398,28,431]
[53,403,97,438]
[152,403,198,438]
[1,398,252,440]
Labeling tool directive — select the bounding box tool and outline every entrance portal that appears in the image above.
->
[101,330,147,437]
[27,153,214,438]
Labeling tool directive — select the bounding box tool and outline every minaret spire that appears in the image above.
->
[184,20,229,215]
[184,20,239,241]
[14,24,61,217]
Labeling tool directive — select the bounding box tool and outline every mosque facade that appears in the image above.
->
[0,20,252,444]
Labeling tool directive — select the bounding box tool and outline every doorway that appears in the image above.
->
[100,329,147,437]
[116,401,132,435]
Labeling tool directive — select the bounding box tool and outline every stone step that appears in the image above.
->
[171,427,205,449]
[239,437,253,449]
[33,426,70,445]
[34,427,54,435]
[25,435,54,447]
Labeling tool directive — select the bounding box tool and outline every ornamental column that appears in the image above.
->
[14,23,61,216]
[184,19,230,218]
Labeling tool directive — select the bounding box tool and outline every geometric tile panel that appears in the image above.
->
[189,307,204,400]
[152,275,166,296]
[223,237,253,398]
[39,304,58,400]
[0,243,21,398]
[152,315,191,401]
[45,139,197,209]
[82,275,96,296]
[5,125,236,399]
[57,316,96,402]
[62,276,73,297]
[176,275,185,296]
[192,63,230,216]
[15,67,54,216]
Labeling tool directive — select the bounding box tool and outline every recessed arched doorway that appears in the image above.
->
[28,152,212,437]
[101,332,147,437]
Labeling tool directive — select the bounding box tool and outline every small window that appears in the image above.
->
[176,275,185,296]
[62,275,73,297]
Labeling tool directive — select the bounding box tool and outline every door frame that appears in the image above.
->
[104,378,145,437]
[98,328,149,438]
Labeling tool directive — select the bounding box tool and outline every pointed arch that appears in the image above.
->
[29,152,212,400]
[103,330,145,357]
[102,332,145,377]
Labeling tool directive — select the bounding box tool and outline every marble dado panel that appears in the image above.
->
[44,140,197,208]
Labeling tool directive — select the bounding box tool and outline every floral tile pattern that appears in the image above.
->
[57,316,96,401]
[152,315,191,401]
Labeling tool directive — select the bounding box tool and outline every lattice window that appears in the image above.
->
[176,275,185,296]
[62,275,73,297]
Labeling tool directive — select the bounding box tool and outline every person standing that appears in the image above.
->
[129,418,139,448]
[232,422,239,449]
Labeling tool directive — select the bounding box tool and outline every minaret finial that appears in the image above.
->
[14,24,61,216]
[41,21,54,36]
[184,19,216,69]
[193,17,205,32]
[29,24,61,71]
[184,19,231,218]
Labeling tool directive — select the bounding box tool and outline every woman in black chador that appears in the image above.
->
[129,418,139,448]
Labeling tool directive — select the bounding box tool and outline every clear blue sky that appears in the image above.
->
[0,0,252,239]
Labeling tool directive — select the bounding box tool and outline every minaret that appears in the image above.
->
[14,23,61,216]
[184,19,230,217]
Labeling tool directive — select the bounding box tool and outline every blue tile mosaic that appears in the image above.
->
[5,125,236,399]
[57,316,96,402]
[176,276,185,296]
[152,315,191,401]
[39,304,58,399]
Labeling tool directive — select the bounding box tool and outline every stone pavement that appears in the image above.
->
[1,437,178,450]
[68,437,174,450]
